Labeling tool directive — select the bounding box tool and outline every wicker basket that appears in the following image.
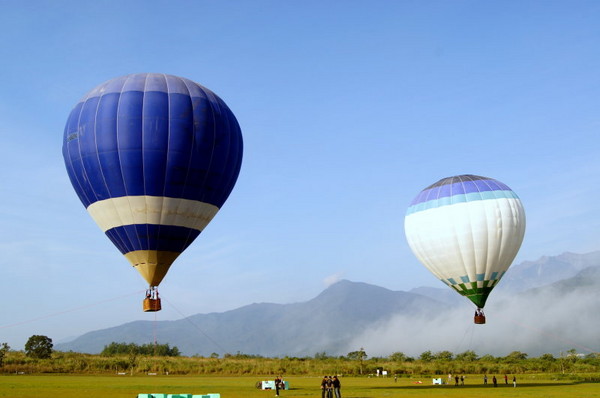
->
[143,298,162,312]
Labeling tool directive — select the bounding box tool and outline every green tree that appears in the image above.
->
[536,353,557,372]
[419,350,434,362]
[0,343,10,367]
[539,353,555,362]
[101,342,180,357]
[566,349,579,362]
[434,350,454,361]
[128,347,138,370]
[389,352,408,362]
[456,350,478,362]
[25,335,53,359]
[347,348,367,375]
[504,351,527,362]
[346,348,367,361]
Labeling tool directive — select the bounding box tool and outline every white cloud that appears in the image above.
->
[346,287,600,358]
[323,272,344,287]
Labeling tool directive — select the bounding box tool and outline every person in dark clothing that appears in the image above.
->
[492,376,497,387]
[326,376,334,398]
[274,375,281,396]
[321,376,328,398]
[332,375,341,398]
[455,375,459,386]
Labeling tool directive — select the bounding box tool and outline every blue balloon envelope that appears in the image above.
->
[63,73,243,287]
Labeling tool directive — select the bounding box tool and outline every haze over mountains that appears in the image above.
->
[56,251,600,357]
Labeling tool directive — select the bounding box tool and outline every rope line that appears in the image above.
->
[0,290,145,330]
[162,296,228,354]
[453,320,474,354]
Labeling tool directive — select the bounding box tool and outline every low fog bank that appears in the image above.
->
[346,283,599,358]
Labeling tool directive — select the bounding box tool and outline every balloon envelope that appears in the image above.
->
[63,73,243,287]
[404,174,525,308]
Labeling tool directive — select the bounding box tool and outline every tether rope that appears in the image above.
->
[0,289,145,330]
[161,296,229,354]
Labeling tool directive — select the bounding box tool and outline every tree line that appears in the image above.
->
[101,342,181,357]
[1,335,598,377]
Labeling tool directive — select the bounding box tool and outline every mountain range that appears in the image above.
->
[56,251,600,357]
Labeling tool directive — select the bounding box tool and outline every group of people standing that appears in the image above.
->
[484,374,517,387]
[451,374,466,385]
[320,375,341,398]
[449,373,517,387]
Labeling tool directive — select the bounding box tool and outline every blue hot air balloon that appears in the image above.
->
[62,73,243,311]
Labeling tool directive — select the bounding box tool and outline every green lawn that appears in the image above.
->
[1,374,599,398]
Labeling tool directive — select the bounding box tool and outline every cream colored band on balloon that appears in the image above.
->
[87,195,219,232]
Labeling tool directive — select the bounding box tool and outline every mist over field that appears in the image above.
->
[349,269,600,358]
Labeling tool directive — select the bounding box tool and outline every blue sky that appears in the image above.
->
[1,1,599,350]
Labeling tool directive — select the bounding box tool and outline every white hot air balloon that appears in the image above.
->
[404,175,526,324]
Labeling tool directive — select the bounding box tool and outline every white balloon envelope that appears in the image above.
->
[404,175,526,318]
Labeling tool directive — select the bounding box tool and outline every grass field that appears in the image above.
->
[1,374,599,398]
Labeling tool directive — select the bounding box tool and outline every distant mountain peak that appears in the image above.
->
[56,279,440,356]
[55,251,600,357]
[500,250,600,292]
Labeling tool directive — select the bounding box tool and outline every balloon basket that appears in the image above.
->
[143,298,161,312]
[474,315,486,324]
